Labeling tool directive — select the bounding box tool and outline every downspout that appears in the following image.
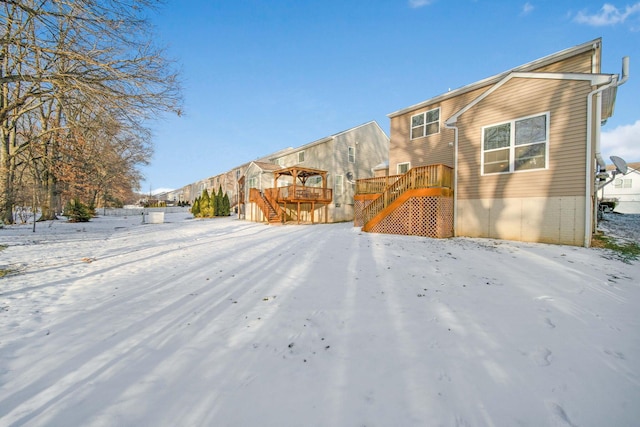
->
[584,56,629,247]
[445,122,459,236]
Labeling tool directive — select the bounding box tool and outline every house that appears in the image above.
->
[169,147,294,208]
[356,38,628,246]
[242,121,389,224]
[600,162,640,214]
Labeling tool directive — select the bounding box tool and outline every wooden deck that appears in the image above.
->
[270,186,332,204]
[354,164,454,237]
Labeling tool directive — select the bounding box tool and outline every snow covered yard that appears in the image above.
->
[0,212,638,427]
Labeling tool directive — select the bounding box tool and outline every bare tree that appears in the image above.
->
[0,0,181,223]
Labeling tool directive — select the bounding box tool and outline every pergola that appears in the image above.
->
[272,166,331,224]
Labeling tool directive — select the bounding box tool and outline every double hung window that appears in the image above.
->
[411,108,440,139]
[348,146,355,163]
[482,113,549,175]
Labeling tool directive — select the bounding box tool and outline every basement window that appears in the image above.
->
[397,162,410,174]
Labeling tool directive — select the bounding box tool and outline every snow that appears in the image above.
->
[0,211,639,426]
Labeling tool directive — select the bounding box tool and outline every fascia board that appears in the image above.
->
[445,72,614,126]
[389,38,602,119]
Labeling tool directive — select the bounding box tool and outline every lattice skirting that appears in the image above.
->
[353,199,373,227]
[367,196,454,238]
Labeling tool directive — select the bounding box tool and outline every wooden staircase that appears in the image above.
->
[356,164,454,236]
[250,188,284,224]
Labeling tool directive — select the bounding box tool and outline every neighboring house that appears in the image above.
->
[356,38,628,246]
[169,147,295,207]
[242,121,389,224]
[600,162,640,214]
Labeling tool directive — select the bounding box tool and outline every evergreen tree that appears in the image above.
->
[215,186,224,216]
[200,189,212,217]
[191,197,200,217]
[222,193,231,216]
[64,198,92,222]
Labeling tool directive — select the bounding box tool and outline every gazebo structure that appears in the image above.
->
[249,166,333,224]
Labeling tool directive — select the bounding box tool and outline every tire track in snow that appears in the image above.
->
[0,223,324,426]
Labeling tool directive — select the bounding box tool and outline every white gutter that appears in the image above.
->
[595,57,629,169]
[585,56,629,247]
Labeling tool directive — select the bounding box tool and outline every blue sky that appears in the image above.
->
[142,1,640,193]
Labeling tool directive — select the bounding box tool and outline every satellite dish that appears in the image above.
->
[346,171,354,182]
[610,156,628,175]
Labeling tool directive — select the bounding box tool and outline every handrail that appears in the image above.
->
[249,188,283,222]
[360,164,453,225]
[356,175,402,194]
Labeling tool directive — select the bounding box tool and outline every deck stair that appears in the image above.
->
[356,164,453,237]
[250,188,284,224]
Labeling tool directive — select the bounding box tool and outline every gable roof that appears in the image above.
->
[445,71,614,126]
[388,38,602,119]
[247,161,282,173]
[267,121,388,161]
[606,161,640,173]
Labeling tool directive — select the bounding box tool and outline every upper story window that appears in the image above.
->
[235,169,241,179]
[335,175,343,195]
[348,146,355,163]
[482,112,549,175]
[397,162,410,174]
[411,108,440,139]
[298,151,305,163]
[248,177,258,188]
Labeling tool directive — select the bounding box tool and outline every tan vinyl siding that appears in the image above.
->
[456,78,591,200]
[389,86,487,171]
[533,50,596,74]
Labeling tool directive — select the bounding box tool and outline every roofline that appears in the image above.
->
[267,120,388,159]
[388,38,602,118]
[445,71,615,125]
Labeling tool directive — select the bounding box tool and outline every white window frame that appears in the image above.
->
[397,162,410,174]
[614,178,632,189]
[335,175,343,195]
[248,177,258,188]
[348,146,355,163]
[297,151,305,163]
[410,107,440,140]
[481,112,550,175]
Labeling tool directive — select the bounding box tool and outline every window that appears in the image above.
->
[309,176,322,186]
[248,177,258,188]
[411,108,440,139]
[298,151,305,163]
[235,169,241,179]
[397,162,410,174]
[348,146,355,163]
[335,175,343,195]
[482,112,549,175]
[614,178,632,189]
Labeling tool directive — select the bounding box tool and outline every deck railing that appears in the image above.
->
[360,164,453,225]
[250,188,282,222]
[356,175,402,194]
[271,185,332,203]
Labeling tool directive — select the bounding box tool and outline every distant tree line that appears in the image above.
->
[0,0,182,224]
[191,186,231,218]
